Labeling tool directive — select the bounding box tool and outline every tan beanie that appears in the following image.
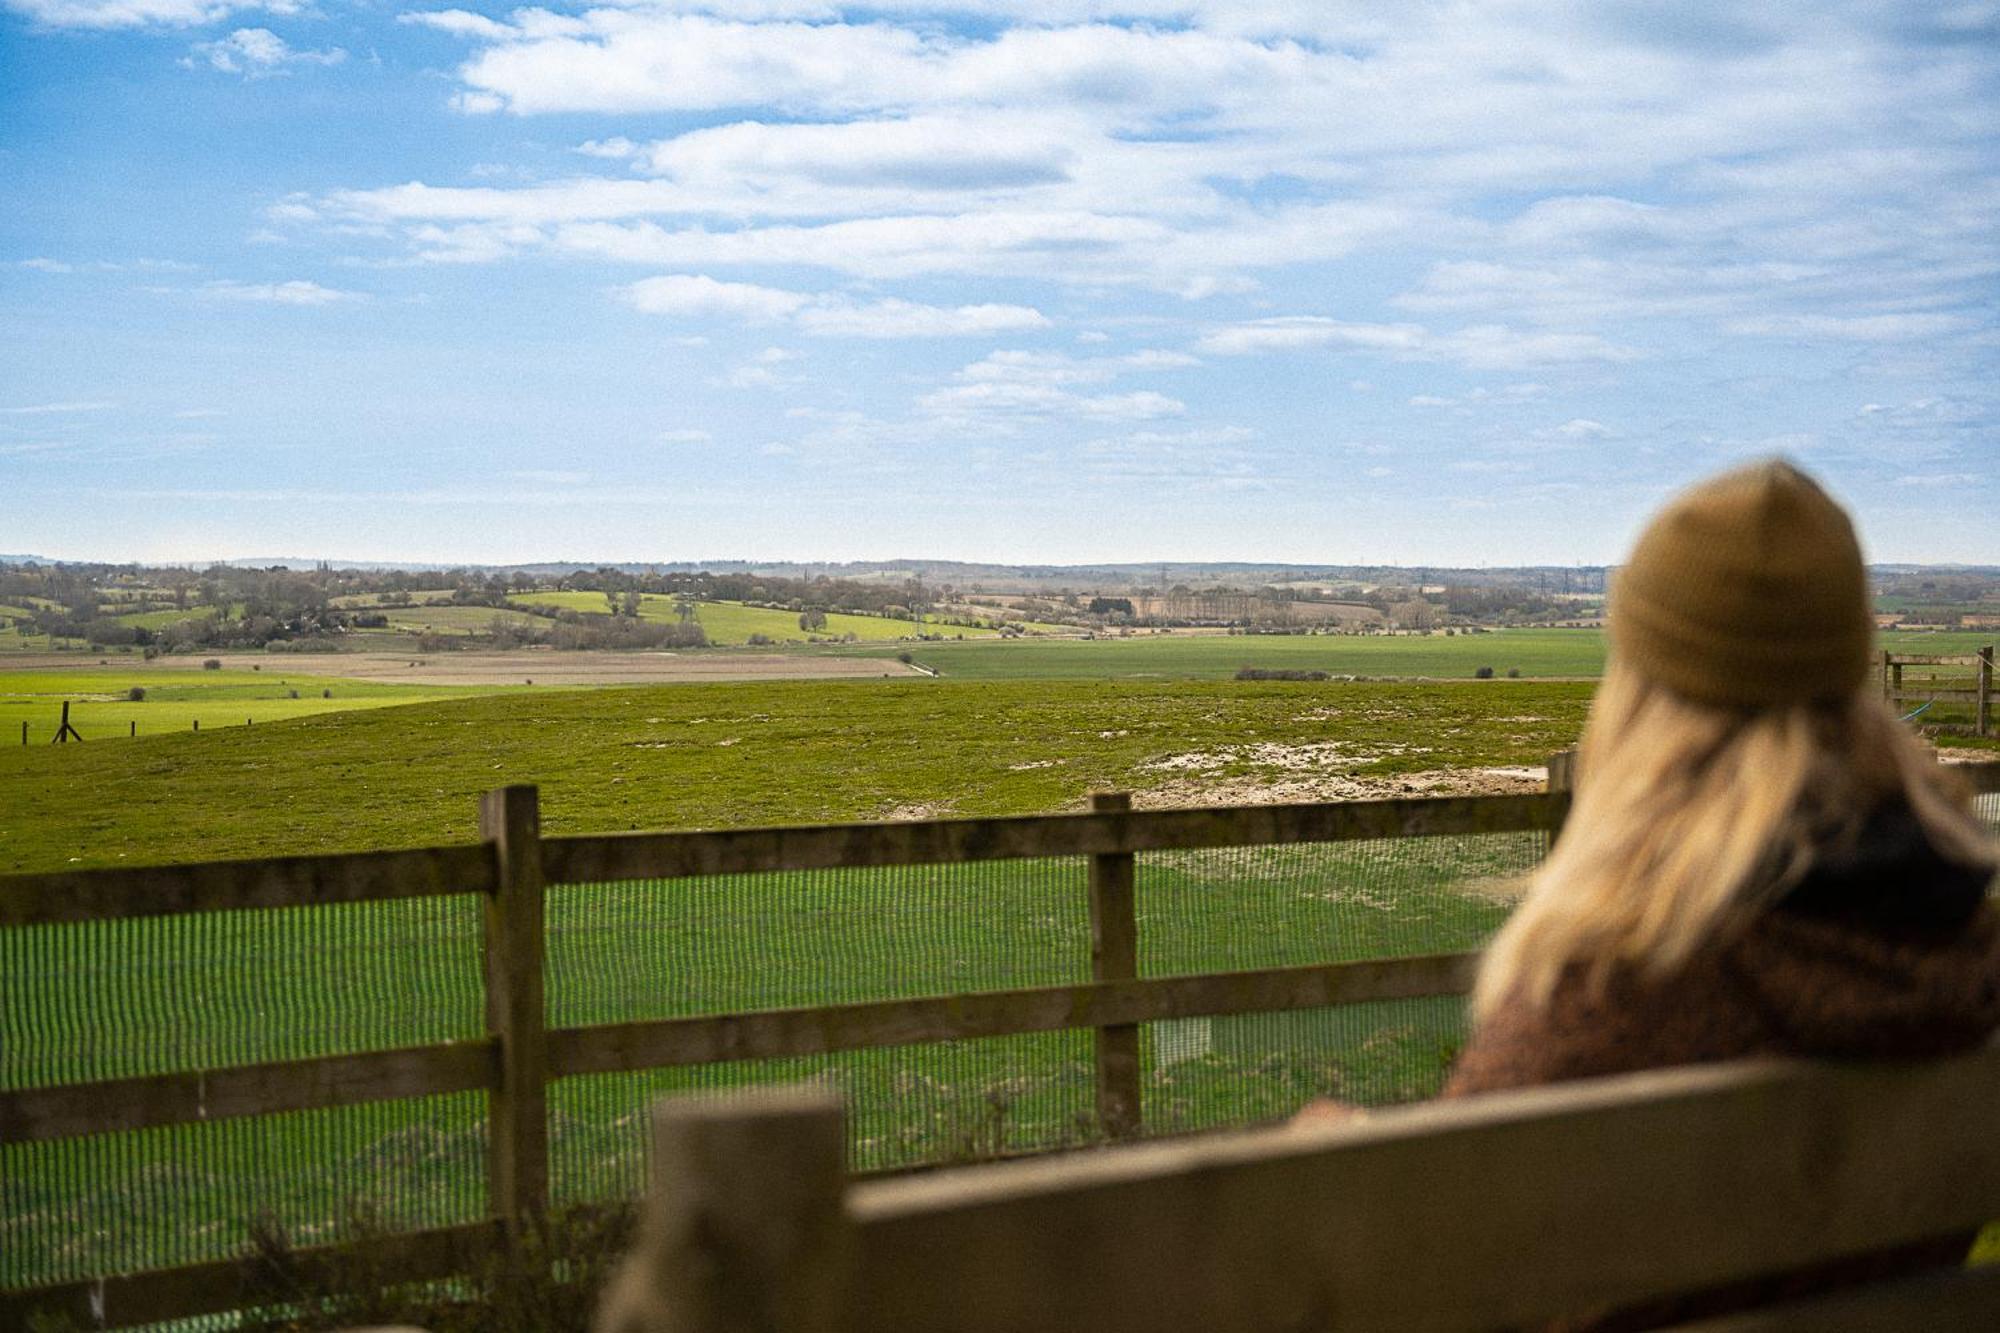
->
[1609,459,1872,708]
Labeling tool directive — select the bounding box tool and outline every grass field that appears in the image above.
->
[841,627,1999,683]
[0,666,514,746]
[0,676,1593,872]
[379,605,546,635]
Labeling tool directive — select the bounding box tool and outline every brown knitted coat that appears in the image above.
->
[1439,803,2000,1329]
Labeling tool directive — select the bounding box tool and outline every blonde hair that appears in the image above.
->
[1472,661,1997,1021]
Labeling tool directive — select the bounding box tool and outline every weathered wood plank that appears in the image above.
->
[1884,653,1986,666]
[844,1045,2000,1333]
[595,1087,849,1333]
[1663,1262,2000,1331]
[0,841,495,926]
[483,785,550,1230]
[1089,792,1142,1140]
[548,952,1478,1077]
[542,792,1567,884]
[0,1218,505,1330]
[1888,687,1989,702]
[0,1039,499,1143]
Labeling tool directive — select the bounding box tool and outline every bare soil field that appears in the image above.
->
[4,650,925,686]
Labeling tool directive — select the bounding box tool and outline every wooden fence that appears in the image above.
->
[4,761,1997,1329]
[1,784,1569,1329]
[1884,644,1994,735]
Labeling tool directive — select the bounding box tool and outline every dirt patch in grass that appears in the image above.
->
[1132,763,1549,809]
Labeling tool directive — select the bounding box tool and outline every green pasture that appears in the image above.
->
[0,666,511,747]
[847,626,1999,683]
[0,677,1592,872]
[379,605,546,635]
[862,628,1610,680]
[108,604,222,630]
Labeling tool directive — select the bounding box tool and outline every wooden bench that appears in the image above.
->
[599,1043,2000,1332]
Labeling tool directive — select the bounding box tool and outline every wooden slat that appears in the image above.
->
[0,1039,498,1143]
[844,1044,2000,1333]
[0,841,496,926]
[1889,687,1988,702]
[1664,1262,2000,1331]
[542,791,1568,883]
[549,952,1478,1077]
[1884,653,1985,666]
[0,1218,505,1330]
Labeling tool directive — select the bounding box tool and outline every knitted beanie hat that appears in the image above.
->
[1609,459,1871,708]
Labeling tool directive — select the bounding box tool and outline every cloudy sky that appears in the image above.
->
[2,2,1995,566]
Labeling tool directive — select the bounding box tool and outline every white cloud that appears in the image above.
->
[793,298,1048,338]
[7,0,299,29]
[621,274,807,322]
[195,279,359,305]
[619,275,1050,338]
[918,380,1183,423]
[1201,317,1638,369]
[506,469,589,485]
[1555,418,1612,439]
[725,346,801,389]
[575,137,639,160]
[1198,318,1426,356]
[188,28,344,75]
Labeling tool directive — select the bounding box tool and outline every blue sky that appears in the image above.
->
[2,1,1995,566]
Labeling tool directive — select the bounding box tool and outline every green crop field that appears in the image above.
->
[108,604,222,630]
[0,666,514,746]
[379,605,546,635]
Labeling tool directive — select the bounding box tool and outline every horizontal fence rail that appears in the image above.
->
[549,953,1481,1078]
[0,840,497,927]
[4,758,1996,1329]
[540,790,1570,883]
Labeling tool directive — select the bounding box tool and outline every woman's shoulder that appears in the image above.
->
[1445,901,2000,1097]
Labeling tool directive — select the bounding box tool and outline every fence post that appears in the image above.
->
[1089,791,1141,1140]
[1881,649,1892,703]
[481,784,549,1239]
[597,1087,849,1333]
[1979,647,1994,738]
[1546,748,1577,845]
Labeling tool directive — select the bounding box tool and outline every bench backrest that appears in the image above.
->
[603,1043,2000,1332]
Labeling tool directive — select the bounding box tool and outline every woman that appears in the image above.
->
[1362,460,2000,1329]
[1449,459,1998,1095]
